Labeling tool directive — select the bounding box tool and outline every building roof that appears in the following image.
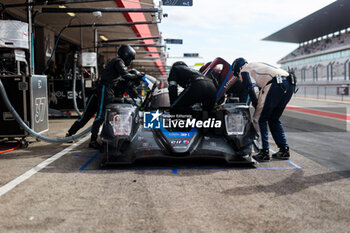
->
[263,0,350,43]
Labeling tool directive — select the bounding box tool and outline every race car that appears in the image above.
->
[99,58,258,167]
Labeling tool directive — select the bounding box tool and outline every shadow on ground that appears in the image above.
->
[222,169,350,197]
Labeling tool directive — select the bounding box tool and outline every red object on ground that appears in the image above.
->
[0,143,21,154]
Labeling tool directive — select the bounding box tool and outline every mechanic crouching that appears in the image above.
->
[168,61,217,114]
[89,45,142,149]
[66,45,141,149]
[232,58,296,162]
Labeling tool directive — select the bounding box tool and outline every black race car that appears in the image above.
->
[99,58,258,167]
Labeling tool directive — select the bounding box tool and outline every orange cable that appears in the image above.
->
[0,143,21,154]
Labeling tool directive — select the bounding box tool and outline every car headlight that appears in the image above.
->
[108,112,132,136]
[225,111,247,136]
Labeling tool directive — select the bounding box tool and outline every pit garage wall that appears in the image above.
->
[115,0,165,76]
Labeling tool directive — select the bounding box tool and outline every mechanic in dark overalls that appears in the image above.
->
[65,84,99,138]
[232,58,296,162]
[168,61,217,114]
[226,79,249,103]
[66,45,141,149]
[199,62,248,103]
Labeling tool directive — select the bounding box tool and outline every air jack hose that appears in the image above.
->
[41,25,68,74]
[72,52,82,117]
[0,79,91,143]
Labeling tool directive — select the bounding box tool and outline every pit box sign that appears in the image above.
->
[30,75,49,134]
[184,53,199,58]
[164,39,183,44]
[337,86,349,96]
[162,0,192,6]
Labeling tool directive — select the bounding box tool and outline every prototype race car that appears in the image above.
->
[99,58,258,167]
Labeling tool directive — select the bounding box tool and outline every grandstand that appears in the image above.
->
[264,0,350,101]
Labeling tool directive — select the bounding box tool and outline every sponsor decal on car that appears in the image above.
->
[170,140,191,145]
[143,111,222,129]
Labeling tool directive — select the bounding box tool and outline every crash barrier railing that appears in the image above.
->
[294,81,350,101]
[0,79,91,143]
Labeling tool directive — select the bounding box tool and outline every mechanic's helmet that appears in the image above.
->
[232,57,248,77]
[172,61,187,68]
[118,45,136,66]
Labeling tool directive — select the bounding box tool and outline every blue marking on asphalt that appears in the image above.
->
[71,151,302,172]
[71,154,96,159]
[79,151,100,171]
[287,160,302,169]
[71,151,98,159]
[269,149,302,170]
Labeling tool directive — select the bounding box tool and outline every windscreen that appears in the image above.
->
[150,81,170,109]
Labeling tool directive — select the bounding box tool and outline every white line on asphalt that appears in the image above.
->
[0,135,90,197]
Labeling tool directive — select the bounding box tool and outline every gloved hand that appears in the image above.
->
[129,69,145,79]
[131,76,142,86]
[138,72,145,78]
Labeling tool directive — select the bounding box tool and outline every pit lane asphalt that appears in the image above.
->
[0,99,350,232]
[282,97,350,177]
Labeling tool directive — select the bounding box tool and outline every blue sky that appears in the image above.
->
[158,0,336,68]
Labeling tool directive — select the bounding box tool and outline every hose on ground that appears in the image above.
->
[0,78,91,143]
